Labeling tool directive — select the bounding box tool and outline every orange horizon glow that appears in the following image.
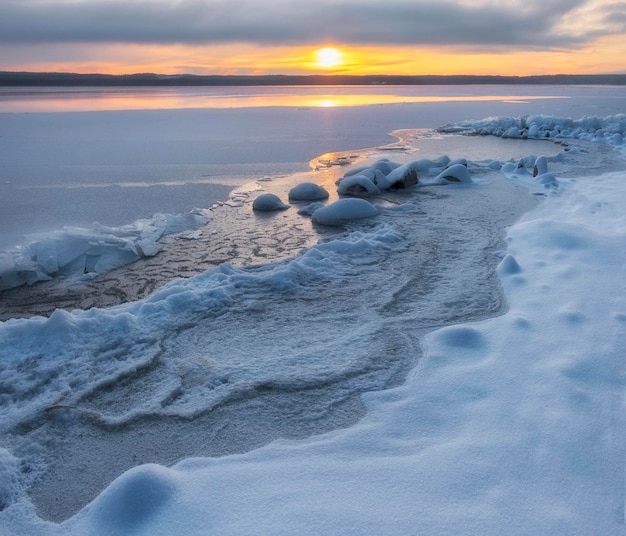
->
[5,36,626,77]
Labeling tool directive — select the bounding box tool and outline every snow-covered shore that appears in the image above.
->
[67,117,626,535]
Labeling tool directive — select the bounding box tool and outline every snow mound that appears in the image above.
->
[336,175,381,197]
[288,182,329,201]
[379,161,420,189]
[497,254,522,276]
[311,198,380,226]
[252,193,289,211]
[435,163,472,183]
[86,464,178,535]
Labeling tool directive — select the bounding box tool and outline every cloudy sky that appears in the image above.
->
[1,0,625,75]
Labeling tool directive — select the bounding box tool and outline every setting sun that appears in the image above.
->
[314,47,343,69]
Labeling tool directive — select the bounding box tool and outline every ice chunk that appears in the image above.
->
[0,209,212,291]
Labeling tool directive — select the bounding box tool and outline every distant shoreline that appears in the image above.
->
[1,71,626,87]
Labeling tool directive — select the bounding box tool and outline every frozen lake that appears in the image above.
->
[3,84,623,252]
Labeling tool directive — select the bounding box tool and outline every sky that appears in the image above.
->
[0,0,625,76]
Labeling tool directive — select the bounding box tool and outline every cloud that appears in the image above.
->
[600,2,626,30]
[0,0,617,50]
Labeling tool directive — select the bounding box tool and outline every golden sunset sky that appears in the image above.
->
[1,0,625,76]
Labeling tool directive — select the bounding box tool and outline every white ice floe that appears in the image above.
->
[0,210,212,291]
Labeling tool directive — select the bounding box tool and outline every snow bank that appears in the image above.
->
[0,210,212,291]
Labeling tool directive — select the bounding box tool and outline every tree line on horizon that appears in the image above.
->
[1,71,625,86]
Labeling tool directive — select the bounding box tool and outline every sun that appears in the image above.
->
[315,47,344,69]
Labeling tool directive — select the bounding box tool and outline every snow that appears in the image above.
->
[440,113,626,144]
[1,102,626,534]
[311,198,380,226]
[0,210,212,291]
[434,162,472,183]
[336,174,381,196]
[337,155,477,193]
[288,182,329,201]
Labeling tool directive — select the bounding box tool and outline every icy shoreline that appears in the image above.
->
[0,128,562,320]
[1,129,546,521]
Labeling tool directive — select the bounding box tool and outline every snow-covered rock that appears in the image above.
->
[311,198,379,226]
[288,182,329,201]
[434,163,472,183]
[252,193,289,211]
[533,155,549,177]
[337,175,381,197]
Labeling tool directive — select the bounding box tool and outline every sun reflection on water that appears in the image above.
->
[0,86,568,113]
